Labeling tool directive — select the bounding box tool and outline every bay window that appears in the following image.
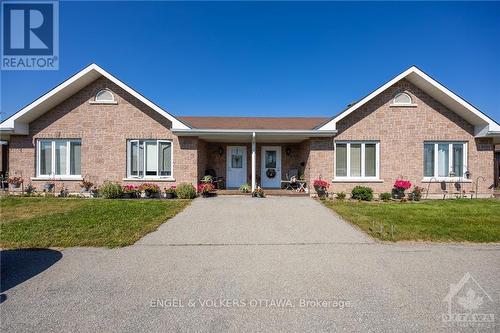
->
[127,140,172,178]
[335,141,380,179]
[423,142,467,179]
[37,139,81,177]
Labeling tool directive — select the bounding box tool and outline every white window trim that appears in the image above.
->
[422,141,468,181]
[90,89,118,104]
[334,141,381,181]
[390,92,417,107]
[126,139,174,180]
[36,139,82,178]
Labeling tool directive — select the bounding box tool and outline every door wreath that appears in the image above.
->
[266,168,276,178]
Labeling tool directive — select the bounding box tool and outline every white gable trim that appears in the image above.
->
[317,66,500,136]
[0,64,190,134]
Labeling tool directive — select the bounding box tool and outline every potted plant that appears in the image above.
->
[90,186,99,198]
[313,179,330,199]
[252,187,265,198]
[392,179,412,199]
[202,175,213,184]
[139,183,160,198]
[25,183,36,196]
[239,183,251,193]
[43,181,55,192]
[59,186,69,197]
[197,182,215,198]
[80,178,94,192]
[7,176,23,189]
[122,184,139,199]
[164,186,177,199]
[408,186,424,201]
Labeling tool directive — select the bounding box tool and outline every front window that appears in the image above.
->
[127,140,172,178]
[423,142,467,178]
[37,139,81,177]
[335,142,379,179]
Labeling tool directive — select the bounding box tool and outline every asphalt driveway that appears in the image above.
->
[1,196,499,332]
[138,196,373,245]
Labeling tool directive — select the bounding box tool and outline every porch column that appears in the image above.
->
[251,132,256,191]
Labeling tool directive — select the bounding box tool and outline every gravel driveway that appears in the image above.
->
[1,196,499,332]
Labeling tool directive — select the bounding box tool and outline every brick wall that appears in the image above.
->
[6,76,494,196]
[8,77,200,192]
[325,78,494,195]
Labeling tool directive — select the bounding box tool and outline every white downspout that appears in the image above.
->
[251,132,256,191]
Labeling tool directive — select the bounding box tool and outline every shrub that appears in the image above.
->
[408,186,424,201]
[165,186,177,195]
[239,183,251,193]
[351,186,373,201]
[379,192,391,201]
[100,181,123,199]
[80,178,94,191]
[252,187,265,198]
[336,192,346,200]
[139,183,160,193]
[176,183,197,199]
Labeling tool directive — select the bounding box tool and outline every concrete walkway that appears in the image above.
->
[138,196,373,245]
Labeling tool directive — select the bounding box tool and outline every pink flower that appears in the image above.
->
[394,179,412,190]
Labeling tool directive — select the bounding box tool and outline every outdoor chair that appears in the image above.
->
[281,168,299,190]
[203,168,225,189]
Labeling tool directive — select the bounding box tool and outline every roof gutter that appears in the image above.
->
[172,129,337,137]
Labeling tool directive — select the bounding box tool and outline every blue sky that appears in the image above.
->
[1,1,499,121]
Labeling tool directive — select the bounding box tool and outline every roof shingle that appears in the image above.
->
[178,116,330,130]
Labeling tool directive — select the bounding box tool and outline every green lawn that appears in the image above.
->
[0,197,191,248]
[323,199,500,242]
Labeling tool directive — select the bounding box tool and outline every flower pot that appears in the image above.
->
[392,188,406,199]
[11,183,21,189]
[314,186,327,199]
[144,190,158,198]
[123,192,136,199]
[44,183,54,191]
[165,192,175,199]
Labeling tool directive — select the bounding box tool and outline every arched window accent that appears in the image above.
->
[393,92,412,105]
[95,89,115,103]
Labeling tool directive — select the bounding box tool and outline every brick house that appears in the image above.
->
[1,64,499,197]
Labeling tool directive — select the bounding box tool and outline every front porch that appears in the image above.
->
[199,140,310,192]
[186,130,334,193]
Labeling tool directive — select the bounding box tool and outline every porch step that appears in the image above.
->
[217,189,309,197]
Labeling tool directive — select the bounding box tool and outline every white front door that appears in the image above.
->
[226,146,247,188]
[261,146,281,188]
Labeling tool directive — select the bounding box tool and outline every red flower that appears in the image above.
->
[394,179,412,190]
[313,179,330,189]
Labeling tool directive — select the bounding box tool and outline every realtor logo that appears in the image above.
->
[1,1,59,70]
[442,272,495,328]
